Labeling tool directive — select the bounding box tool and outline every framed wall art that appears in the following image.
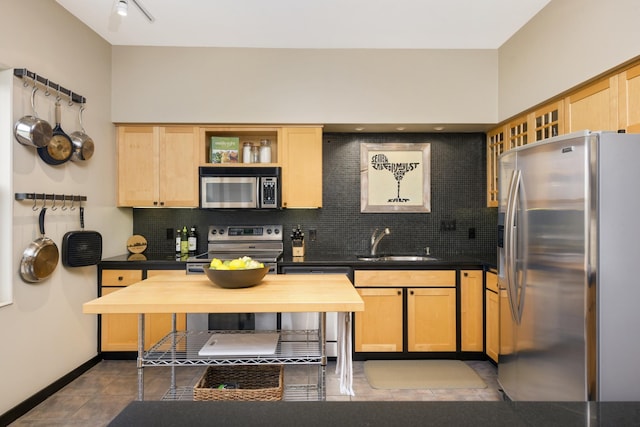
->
[360,142,431,213]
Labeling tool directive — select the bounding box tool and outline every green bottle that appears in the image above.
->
[180,226,189,255]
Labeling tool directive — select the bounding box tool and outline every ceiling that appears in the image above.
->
[56,0,551,49]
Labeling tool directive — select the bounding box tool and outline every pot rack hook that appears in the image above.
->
[70,195,76,211]
[43,79,51,97]
[68,93,75,107]
[30,86,40,118]
[61,196,67,211]
[78,104,86,132]
[32,193,38,211]
[51,194,57,211]
[41,195,47,210]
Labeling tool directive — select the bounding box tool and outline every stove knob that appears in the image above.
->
[219,229,225,235]
[266,228,272,234]
[273,228,280,235]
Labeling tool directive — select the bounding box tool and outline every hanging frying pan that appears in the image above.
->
[62,206,102,267]
[38,99,73,165]
[20,207,60,283]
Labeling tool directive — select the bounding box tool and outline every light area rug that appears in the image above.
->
[364,360,487,390]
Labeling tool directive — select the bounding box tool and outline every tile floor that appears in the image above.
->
[10,359,500,426]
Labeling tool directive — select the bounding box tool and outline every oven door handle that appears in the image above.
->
[186,263,207,275]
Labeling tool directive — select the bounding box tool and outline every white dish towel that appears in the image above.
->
[335,312,354,395]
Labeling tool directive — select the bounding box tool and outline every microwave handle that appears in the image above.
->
[256,177,262,208]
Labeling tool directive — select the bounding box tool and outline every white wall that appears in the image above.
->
[498,0,640,120]
[0,0,132,415]
[111,47,499,126]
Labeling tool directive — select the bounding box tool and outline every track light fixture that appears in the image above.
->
[116,0,128,17]
[115,0,155,22]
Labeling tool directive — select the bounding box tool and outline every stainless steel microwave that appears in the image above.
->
[199,166,281,209]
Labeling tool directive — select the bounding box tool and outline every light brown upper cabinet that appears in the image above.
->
[507,116,529,150]
[532,100,564,142]
[486,58,640,207]
[117,125,199,207]
[486,126,505,208]
[564,75,618,133]
[280,126,323,208]
[618,63,640,133]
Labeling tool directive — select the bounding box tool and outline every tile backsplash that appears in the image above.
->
[133,132,497,258]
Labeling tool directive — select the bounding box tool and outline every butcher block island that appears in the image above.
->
[83,273,364,401]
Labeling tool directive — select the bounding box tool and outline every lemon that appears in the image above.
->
[209,258,223,269]
[228,259,246,270]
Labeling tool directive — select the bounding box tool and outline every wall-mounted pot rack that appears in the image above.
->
[15,193,87,211]
[13,68,87,105]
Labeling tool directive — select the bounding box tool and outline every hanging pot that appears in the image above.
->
[38,99,73,165]
[14,86,53,148]
[69,105,95,161]
[20,207,60,283]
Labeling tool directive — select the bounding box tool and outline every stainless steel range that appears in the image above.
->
[185,224,283,331]
[186,224,283,275]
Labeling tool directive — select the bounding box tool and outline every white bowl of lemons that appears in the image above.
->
[204,256,269,289]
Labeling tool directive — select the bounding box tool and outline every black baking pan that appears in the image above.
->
[62,206,102,267]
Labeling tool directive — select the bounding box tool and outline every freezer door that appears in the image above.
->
[499,134,590,401]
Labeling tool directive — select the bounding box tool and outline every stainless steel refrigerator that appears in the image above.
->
[497,130,640,401]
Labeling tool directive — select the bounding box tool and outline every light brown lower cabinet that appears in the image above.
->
[407,287,456,351]
[354,288,403,352]
[100,269,186,352]
[354,270,456,353]
[485,271,499,363]
[460,270,483,352]
[499,289,514,357]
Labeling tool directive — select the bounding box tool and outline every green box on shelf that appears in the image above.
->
[210,136,239,163]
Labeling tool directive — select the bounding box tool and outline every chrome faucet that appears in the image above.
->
[370,227,391,256]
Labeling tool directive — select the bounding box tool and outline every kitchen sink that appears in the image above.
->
[357,255,439,262]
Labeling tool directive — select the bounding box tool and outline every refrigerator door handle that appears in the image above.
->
[505,169,521,324]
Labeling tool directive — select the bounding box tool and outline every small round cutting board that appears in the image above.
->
[126,235,148,254]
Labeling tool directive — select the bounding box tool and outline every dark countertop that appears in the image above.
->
[102,253,188,262]
[278,253,497,269]
[100,252,497,270]
[109,401,640,427]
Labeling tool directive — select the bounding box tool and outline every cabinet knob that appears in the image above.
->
[464,272,468,277]
[409,290,413,295]
[118,276,124,281]
[160,201,165,206]
[153,201,158,206]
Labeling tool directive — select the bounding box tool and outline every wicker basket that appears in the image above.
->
[193,365,284,401]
